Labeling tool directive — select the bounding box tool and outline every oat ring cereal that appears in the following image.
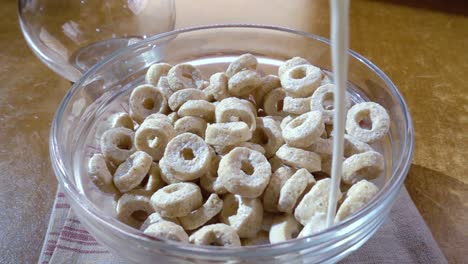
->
[335,180,379,222]
[145,63,172,86]
[280,64,323,97]
[345,102,390,143]
[168,88,207,112]
[150,182,203,218]
[177,100,215,123]
[113,151,153,193]
[269,215,302,243]
[251,117,284,158]
[342,151,384,185]
[116,192,155,228]
[277,168,316,214]
[163,133,212,181]
[215,97,257,133]
[135,118,176,161]
[189,224,241,246]
[218,147,271,198]
[262,87,288,117]
[100,127,135,165]
[143,221,189,243]
[179,193,224,230]
[129,84,167,123]
[282,111,325,148]
[174,116,207,138]
[205,122,252,146]
[310,83,352,124]
[276,144,321,172]
[228,70,262,97]
[226,53,258,77]
[219,194,263,238]
[167,63,204,91]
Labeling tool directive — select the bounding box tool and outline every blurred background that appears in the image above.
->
[1,0,467,263]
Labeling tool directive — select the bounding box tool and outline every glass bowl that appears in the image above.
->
[18,0,175,82]
[50,25,414,264]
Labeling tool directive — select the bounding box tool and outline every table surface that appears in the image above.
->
[1,0,467,263]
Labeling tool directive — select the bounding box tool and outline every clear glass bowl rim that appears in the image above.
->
[49,24,414,258]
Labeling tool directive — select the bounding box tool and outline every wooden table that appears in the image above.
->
[1,0,466,263]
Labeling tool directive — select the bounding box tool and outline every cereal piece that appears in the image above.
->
[135,118,176,161]
[143,221,189,242]
[140,212,180,231]
[113,151,152,193]
[189,223,241,246]
[320,155,346,176]
[167,63,204,91]
[283,96,311,115]
[310,84,352,124]
[269,214,302,243]
[262,88,287,117]
[158,157,183,184]
[215,97,257,133]
[146,63,172,86]
[278,168,316,214]
[345,102,390,143]
[335,180,379,222]
[177,100,215,122]
[218,147,271,198]
[200,155,228,195]
[280,65,323,97]
[150,182,203,218]
[305,137,333,156]
[254,75,281,106]
[342,151,384,185]
[174,116,207,138]
[268,156,285,172]
[280,115,295,131]
[228,70,262,97]
[116,192,154,228]
[168,88,207,112]
[294,178,342,225]
[297,213,327,238]
[88,153,117,193]
[108,112,134,130]
[205,122,252,146]
[226,53,258,77]
[242,231,270,246]
[263,166,295,213]
[156,76,174,98]
[282,111,325,148]
[343,134,373,157]
[213,142,265,156]
[167,112,179,125]
[100,127,135,165]
[164,133,212,181]
[251,116,284,158]
[203,72,229,101]
[278,57,310,77]
[135,162,165,194]
[219,194,263,238]
[145,113,171,124]
[276,145,321,172]
[129,84,167,123]
[179,193,224,230]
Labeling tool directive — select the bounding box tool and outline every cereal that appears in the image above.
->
[203,72,229,101]
[167,63,204,91]
[150,182,203,218]
[129,84,167,123]
[277,168,316,214]
[174,116,207,138]
[226,53,258,77]
[276,145,321,172]
[158,157,183,184]
[342,151,384,185]
[164,133,212,181]
[280,115,295,131]
[145,113,171,124]
[215,97,257,133]
[269,214,302,243]
[140,212,180,231]
[283,96,311,115]
[310,84,351,124]
[156,77,174,98]
[343,134,373,157]
[145,63,172,86]
[263,166,295,213]
[116,192,154,228]
[345,102,390,143]
[262,88,287,117]
[278,57,310,77]
[143,221,189,242]
[100,127,135,165]
[113,151,152,193]
[335,180,379,222]
[254,74,281,106]
[280,64,323,97]
[294,178,342,225]
[108,112,134,130]
[297,213,327,238]
[179,193,223,230]
[228,70,262,97]
[199,155,228,195]
[282,111,325,148]
[88,153,116,193]
[177,100,215,123]
[242,231,270,246]
[135,118,175,161]
[135,162,165,194]
[167,112,179,124]
[168,88,207,112]
[219,194,263,238]
[218,147,271,198]
[213,142,265,156]
[251,117,284,158]
[205,122,252,146]
[305,137,333,156]
[189,223,241,246]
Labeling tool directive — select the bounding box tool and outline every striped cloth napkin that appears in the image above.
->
[39,187,447,264]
